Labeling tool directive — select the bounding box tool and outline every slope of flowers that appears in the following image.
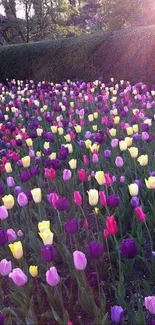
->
[1,79,155,324]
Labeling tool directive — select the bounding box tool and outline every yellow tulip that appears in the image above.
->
[2,195,15,210]
[128,184,139,196]
[31,188,42,203]
[95,171,105,185]
[114,116,120,124]
[36,128,43,136]
[21,156,31,168]
[125,137,133,147]
[88,114,94,122]
[25,138,33,147]
[126,127,133,136]
[90,143,100,153]
[51,126,57,133]
[36,151,42,157]
[112,109,118,116]
[85,139,92,149]
[70,102,74,108]
[128,147,138,158]
[93,112,98,119]
[87,189,99,206]
[64,134,71,142]
[132,124,139,133]
[109,128,116,137]
[49,152,57,160]
[94,207,99,215]
[44,142,50,149]
[92,125,98,131]
[137,155,148,166]
[29,266,38,277]
[144,119,152,126]
[9,241,23,259]
[119,141,127,151]
[16,134,22,140]
[64,144,73,154]
[58,127,64,135]
[38,220,50,233]
[74,125,81,133]
[69,159,77,169]
[145,177,155,189]
[39,229,54,245]
[5,162,12,173]
[110,96,117,103]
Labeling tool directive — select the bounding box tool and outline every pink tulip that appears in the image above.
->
[73,251,87,270]
[74,191,82,205]
[0,259,12,276]
[83,155,89,166]
[7,177,15,187]
[51,193,59,209]
[105,173,113,187]
[99,192,107,206]
[92,153,99,164]
[46,266,60,286]
[135,206,146,222]
[0,206,8,220]
[144,296,155,314]
[115,156,124,167]
[103,229,109,238]
[17,230,24,237]
[7,229,17,243]
[9,268,28,286]
[17,192,28,207]
[111,139,118,148]
[63,169,72,181]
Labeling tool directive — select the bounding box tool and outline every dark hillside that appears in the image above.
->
[0,25,155,83]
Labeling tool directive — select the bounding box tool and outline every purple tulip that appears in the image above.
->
[14,186,23,196]
[87,272,98,287]
[65,218,78,234]
[0,230,8,246]
[58,146,68,160]
[63,169,72,181]
[104,150,111,158]
[115,156,124,167]
[88,241,104,259]
[0,313,4,325]
[106,195,120,208]
[30,166,40,176]
[20,170,31,182]
[120,238,137,259]
[111,305,124,324]
[51,159,61,170]
[130,197,140,208]
[55,197,70,211]
[41,244,56,262]
[24,190,33,201]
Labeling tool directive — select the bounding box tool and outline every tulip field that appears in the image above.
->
[1,78,155,324]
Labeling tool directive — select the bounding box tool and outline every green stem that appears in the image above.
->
[106,238,113,282]
[57,210,63,234]
[144,221,153,256]
[114,235,121,279]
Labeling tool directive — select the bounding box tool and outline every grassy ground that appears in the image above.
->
[1,25,155,83]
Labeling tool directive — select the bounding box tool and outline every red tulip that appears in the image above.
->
[83,219,88,228]
[106,216,118,235]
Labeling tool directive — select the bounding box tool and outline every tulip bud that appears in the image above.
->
[88,241,104,259]
[128,184,139,196]
[0,259,12,276]
[17,192,28,207]
[95,171,105,185]
[106,216,118,235]
[9,268,28,286]
[39,229,54,245]
[120,238,137,259]
[69,159,77,170]
[135,206,146,222]
[46,266,60,286]
[63,169,72,181]
[21,156,31,168]
[99,191,107,206]
[2,194,14,210]
[7,228,17,243]
[144,296,155,314]
[87,189,99,206]
[31,188,42,203]
[65,218,78,234]
[74,191,82,205]
[111,306,124,324]
[73,251,87,270]
[9,241,23,259]
[5,162,12,173]
[7,177,15,187]
[0,206,8,220]
[115,156,124,167]
[29,265,38,277]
